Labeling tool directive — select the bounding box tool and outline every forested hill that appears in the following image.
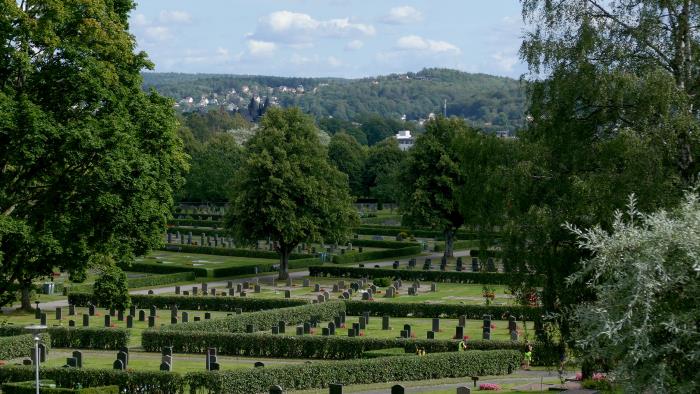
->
[142,68,525,131]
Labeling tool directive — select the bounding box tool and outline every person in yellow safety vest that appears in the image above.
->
[458,340,468,351]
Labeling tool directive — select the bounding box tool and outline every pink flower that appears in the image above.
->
[592,373,607,381]
[479,383,501,391]
[575,372,583,381]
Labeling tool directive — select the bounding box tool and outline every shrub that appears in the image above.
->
[1,381,119,393]
[0,334,51,361]
[372,277,391,287]
[309,266,544,286]
[185,350,521,393]
[119,261,208,277]
[46,327,129,350]
[331,245,422,264]
[161,301,345,333]
[126,272,195,288]
[129,294,308,312]
[158,244,311,260]
[92,266,130,310]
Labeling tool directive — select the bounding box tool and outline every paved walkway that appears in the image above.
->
[2,250,468,313]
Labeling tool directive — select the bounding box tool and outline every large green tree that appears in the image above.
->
[0,0,187,309]
[178,134,243,202]
[224,108,358,279]
[399,117,466,257]
[361,139,404,201]
[510,0,698,336]
[328,132,366,197]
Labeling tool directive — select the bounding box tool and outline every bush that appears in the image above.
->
[161,301,345,333]
[0,367,184,393]
[92,266,130,310]
[126,272,196,288]
[185,350,521,393]
[372,277,392,287]
[129,294,308,312]
[331,245,422,264]
[350,239,416,249]
[119,261,208,277]
[433,240,478,252]
[0,334,51,361]
[46,327,129,350]
[158,244,312,261]
[142,331,531,359]
[1,381,119,394]
[344,300,543,321]
[354,225,495,240]
[309,266,544,286]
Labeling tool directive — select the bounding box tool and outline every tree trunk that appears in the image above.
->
[20,284,32,311]
[444,229,454,258]
[278,248,290,280]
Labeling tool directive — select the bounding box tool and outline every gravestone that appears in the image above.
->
[117,351,128,369]
[129,305,136,317]
[362,292,370,300]
[359,316,366,330]
[303,279,310,287]
[138,310,145,321]
[482,314,492,340]
[407,287,416,296]
[72,351,82,368]
[400,330,408,338]
[391,384,405,394]
[194,316,200,321]
[431,283,437,292]
[88,304,95,316]
[126,315,133,328]
[352,322,360,336]
[192,286,198,296]
[147,290,154,295]
[342,291,350,299]
[254,361,265,368]
[269,385,285,394]
[68,304,76,316]
[272,326,279,335]
[246,324,255,333]
[314,284,321,292]
[427,331,435,339]
[284,290,291,298]
[82,314,90,327]
[455,325,464,340]
[243,281,250,290]
[182,311,189,323]
[510,330,519,341]
[210,288,216,296]
[323,291,330,301]
[328,322,336,335]
[456,387,471,394]
[241,291,246,297]
[55,307,62,321]
[486,257,496,272]
[347,328,355,337]
[456,257,463,271]
[334,316,342,328]
[171,316,178,324]
[432,318,440,332]
[332,284,339,292]
[113,359,124,370]
[104,315,111,327]
[202,283,208,294]
[278,321,286,334]
[385,286,395,298]
[160,360,172,371]
[205,312,211,320]
[149,305,157,317]
[296,326,304,336]
[403,324,412,337]
[329,383,344,394]
[471,258,479,272]
[117,309,124,321]
[148,315,156,328]
[235,308,243,314]
[382,315,390,330]
[459,315,467,327]
[508,316,517,332]
[303,322,311,334]
[68,320,75,327]
[175,286,181,295]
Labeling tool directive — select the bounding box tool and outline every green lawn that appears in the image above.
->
[142,251,277,269]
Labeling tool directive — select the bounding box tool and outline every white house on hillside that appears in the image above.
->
[395,130,414,151]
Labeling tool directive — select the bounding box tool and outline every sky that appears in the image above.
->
[129,0,526,79]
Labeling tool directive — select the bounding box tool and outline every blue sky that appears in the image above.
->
[130,1,525,79]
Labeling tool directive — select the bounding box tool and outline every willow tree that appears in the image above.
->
[225,108,358,279]
[0,0,187,309]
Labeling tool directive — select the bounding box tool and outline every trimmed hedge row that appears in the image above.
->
[142,330,528,358]
[120,261,207,277]
[169,219,223,228]
[126,272,196,288]
[47,327,129,350]
[309,265,543,286]
[0,334,51,361]
[0,351,519,393]
[349,239,417,249]
[186,350,521,394]
[331,245,422,264]
[1,381,119,394]
[162,301,346,333]
[0,367,184,394]
[129,294,308,312]
[433,240,478,252]
[344,300,544,321]
[354,226,491,240]
[158,244,312,260]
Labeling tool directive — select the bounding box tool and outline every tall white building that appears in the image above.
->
[395,130,414,151]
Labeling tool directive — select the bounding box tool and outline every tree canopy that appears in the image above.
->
[0,0,187,308]
[224,108,358,279]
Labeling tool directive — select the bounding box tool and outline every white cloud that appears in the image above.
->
[159,10,191,24]
[491,51,518,72]
[250,10,375,45]
[382,6,423,24]
[396,35,460,54]
[145,26,172,41]
[327,56,342,67]
[132,14,149,27]
[345,40,364,50]
[247,40,277,57]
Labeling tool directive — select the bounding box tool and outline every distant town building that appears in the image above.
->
[395,130,414,151]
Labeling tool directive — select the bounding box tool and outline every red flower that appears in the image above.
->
[359,331,365,336]
[490,324,496,329]
[463,335,470,340]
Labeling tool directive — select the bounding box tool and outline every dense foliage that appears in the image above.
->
[0,0,187,308]
[0,333,50,361]
[92,265,130,310]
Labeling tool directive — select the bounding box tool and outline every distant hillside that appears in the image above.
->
[142,68,526,131]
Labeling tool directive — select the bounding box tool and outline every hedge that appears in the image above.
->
[119,261,208,277]
[309,266,544,286]
[46,327,129,350]
[344,300,544,321]
[162,301,346,333]
[157,244,312,260]
[126,272,196,288]
[0,334,51,361]
[433,240,478,252]
[129,294,309,312]
[172,212,223,220]
[1,381,119,394]
[331,245,422,264]
[0,367,184,394]
[354,225,494,240]
[185,350,521,393]
[142,330,534,359]
[349,239,417,249]
[168,219,224,228]
[0,351,519,393]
